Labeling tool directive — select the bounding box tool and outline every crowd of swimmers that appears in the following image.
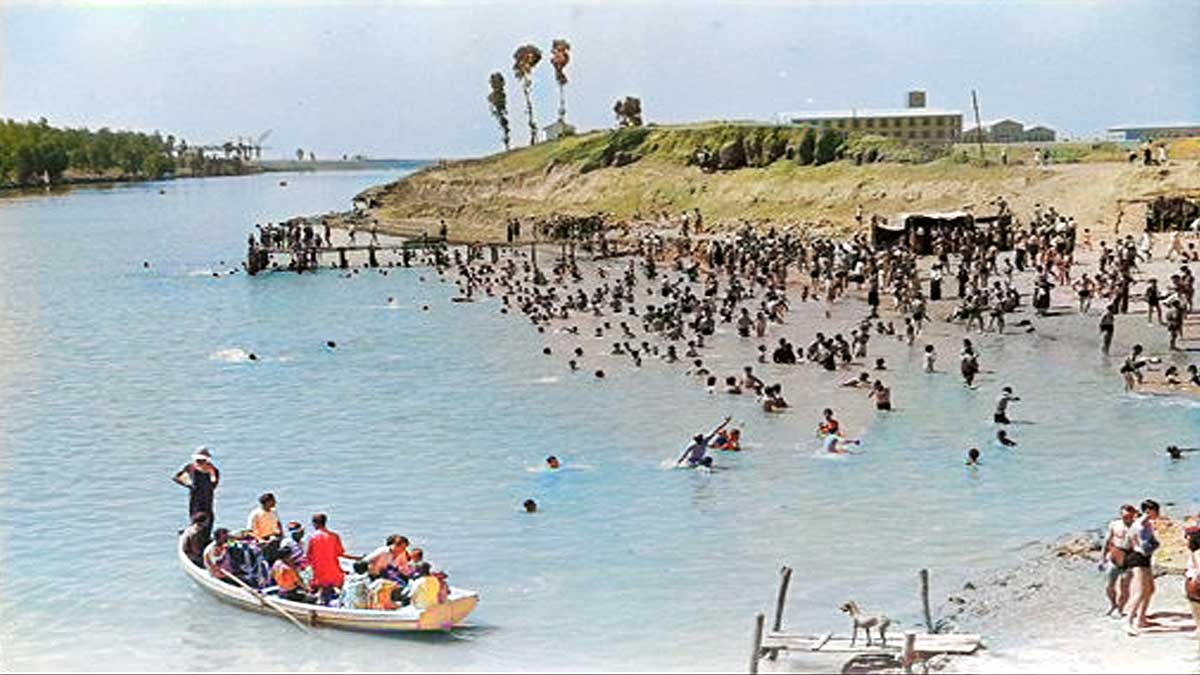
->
[175,449,451,612]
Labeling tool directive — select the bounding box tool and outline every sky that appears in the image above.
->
[1,0,1197,159]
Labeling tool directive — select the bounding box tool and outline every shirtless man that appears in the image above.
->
[1104,504,1137,616]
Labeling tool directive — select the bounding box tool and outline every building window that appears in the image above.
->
[852,119,860,129]
[922,117,930,127]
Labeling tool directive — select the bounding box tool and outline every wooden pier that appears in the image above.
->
[748,566,983,674]
[245,238,447,276]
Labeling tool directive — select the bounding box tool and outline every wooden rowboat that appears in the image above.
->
[178,537,479,632]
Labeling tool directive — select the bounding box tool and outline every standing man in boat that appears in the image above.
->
[173,447,219,537]
[306,513,347,606]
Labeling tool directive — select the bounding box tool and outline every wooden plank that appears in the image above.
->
[761,632,981,656]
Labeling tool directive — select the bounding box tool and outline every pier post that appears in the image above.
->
[772,565,793,631]
[749,613,765,675]
[919,568,933,633]
[368,245,379,268]
[768,565,792,661]
[338,247,348,269]
[902,631,917,674]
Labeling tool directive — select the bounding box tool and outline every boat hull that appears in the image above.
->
[179,539,478,632]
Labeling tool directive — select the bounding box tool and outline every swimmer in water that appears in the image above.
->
[823,434,860,454]
[1166,445,1200,460]
[966,447,981,466]
[326,340,337,349]
[817,408,840,436]
[996,429,1017,447]
[523,499,538,513]
[676,416,731,468]
[546,456,560,469]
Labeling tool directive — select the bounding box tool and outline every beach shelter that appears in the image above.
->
[872,211,973,254]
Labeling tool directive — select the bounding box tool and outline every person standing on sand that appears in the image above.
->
[1185,530,1200,639]
[1104,504,1137,617]
[1125,499,1161,635]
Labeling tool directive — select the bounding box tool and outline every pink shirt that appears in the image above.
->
[306,529,346,588]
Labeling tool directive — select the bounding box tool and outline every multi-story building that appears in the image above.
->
[777,90,963,143]
[963,118,1057,143]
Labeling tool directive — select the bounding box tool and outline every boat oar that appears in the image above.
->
[224,573,311,633]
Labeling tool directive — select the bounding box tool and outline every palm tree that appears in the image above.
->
[549,39,571,123]
[512,44,543,145]
[487,72,511,151]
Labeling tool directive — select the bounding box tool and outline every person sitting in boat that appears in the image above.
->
[247,493,283,562]
[182,511,212,567]
[277,521,311,583]
[367,577,407,610]
[366,535,411,581]
[407,563,451,609]
[228,531,272,588]
[339,560,372,609]
[203,528,235,583]
[271,550,316,603]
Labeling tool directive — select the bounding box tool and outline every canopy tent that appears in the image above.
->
[871,211,972,254]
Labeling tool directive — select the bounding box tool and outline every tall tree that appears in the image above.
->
[487,72,511,151]
[549,39,571,124]
[815,128,842,165]
[512,44,543,145]
[797,128,816,165]
[613,97,643,128]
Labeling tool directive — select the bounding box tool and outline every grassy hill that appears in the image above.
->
[359,123,1200,242]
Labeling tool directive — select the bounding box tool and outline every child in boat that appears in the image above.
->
[339,560,372,609]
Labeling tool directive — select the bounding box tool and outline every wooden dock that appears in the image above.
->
[748,566,984,674]
[245,238,447,275]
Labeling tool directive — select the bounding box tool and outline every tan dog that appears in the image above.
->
[840,601,891,647]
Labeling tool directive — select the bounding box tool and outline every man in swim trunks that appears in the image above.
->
[1126,499,1161,635]
[1105,504,1137,616]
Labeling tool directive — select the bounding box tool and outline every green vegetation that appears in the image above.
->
[0,117,178,186]
[0,117,263,188]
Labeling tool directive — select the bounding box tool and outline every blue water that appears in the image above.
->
[0,170,1197,672]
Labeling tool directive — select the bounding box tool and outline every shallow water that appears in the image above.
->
[1,170,1198,672]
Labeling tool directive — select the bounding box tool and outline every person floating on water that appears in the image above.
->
[966,447,981,466]
[677,416,731,468]
[996,429,1017,447]
[546,456,560,470]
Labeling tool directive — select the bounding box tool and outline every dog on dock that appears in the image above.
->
[840,601,891,647]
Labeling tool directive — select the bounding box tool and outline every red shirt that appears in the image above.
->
[306,529,346,588]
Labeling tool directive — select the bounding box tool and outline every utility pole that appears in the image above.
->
[971,89,985,162]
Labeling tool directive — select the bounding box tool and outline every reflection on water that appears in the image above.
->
[0,171,1197,672]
